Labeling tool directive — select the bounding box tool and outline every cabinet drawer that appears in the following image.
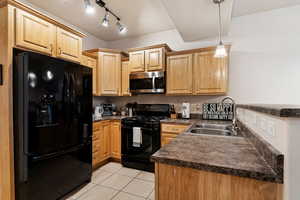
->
[93,140,101,153]
[161,124,189,134]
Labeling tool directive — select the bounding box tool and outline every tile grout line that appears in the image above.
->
[109,167,142,200]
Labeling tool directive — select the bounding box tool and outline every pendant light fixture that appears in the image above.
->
[213,0,227,58]
[84,0,95,15]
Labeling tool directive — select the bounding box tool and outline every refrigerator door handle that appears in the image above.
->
[83,123,89,140]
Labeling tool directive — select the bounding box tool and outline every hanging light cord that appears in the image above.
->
[218,2,223,45]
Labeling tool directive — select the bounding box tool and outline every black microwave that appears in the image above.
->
[130,71,165,94]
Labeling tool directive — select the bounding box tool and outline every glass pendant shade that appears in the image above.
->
[214,43,227,58]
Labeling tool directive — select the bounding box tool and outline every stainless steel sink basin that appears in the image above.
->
[189,128,237,136]
[188,123,239,137]
[195,124,232,130]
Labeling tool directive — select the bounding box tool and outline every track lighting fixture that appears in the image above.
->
[116,20,127,34]
[213,0,227,58]
[84,0,127,34]
[102,10,109,27]
[84,0,95,15]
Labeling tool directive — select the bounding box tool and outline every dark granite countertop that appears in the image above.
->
[152,120,282,183]
[238,104,300,118]
[93,116,127,122]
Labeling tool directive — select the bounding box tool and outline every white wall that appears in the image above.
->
[237,108,300,200]
[108,5,300,105]
[17,0,108,50]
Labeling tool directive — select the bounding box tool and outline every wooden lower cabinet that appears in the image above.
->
[111,121,121,159]
[161,123,190,147]
[161,133,177,147]
[92,120,121,168]
[155,163,283,200]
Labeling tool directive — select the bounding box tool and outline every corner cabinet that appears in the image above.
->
[166,46,229,95]
[56,28,82,63]
[15,9,56,56]
[129,44,171,73]
[166,54,193,95]
[98,52,121,96]
[92,120,121,168]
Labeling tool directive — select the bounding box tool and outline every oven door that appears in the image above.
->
[121,123,160,159]
[130,72,165,94]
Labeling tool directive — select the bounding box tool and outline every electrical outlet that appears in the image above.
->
[266,120,276,138]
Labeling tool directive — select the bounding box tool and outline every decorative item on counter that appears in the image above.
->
[120,106,127,116]
[170,104,177,119]
[182,102,191,119]
[202,103,233,120]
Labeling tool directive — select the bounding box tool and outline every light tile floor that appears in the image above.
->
[66,162,155,200]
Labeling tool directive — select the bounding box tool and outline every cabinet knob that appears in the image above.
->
[58,47,62,55]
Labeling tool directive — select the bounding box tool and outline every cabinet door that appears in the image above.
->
[121,61,130,96]
[161,133,177,147]
[167,54,193,95]
[193,51,228,94]
[87,57,98,96]
[145,48,165,71]
[100,122,111,160]
[111,121,121,159]
[56,28,82,63]
[15,9,56,56]
[98,52,121,96]
[129,51,145,72]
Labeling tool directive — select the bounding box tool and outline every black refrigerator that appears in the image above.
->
[13,49,93,200]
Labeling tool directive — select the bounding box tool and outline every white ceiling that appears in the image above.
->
[232,0,300,17]
[25,0,300,42]
[160,0,233,41]
[26,0,176,41]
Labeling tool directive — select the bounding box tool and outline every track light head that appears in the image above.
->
[84,0,95,14]
[96,0,106,7]
[116,21,127,34]
[102,12,109,27]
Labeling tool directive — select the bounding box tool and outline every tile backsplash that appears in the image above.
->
[104,95,225,114]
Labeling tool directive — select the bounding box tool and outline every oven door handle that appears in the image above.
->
[122,126,153,132]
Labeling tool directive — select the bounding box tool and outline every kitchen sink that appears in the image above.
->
[188,124,240,137]
[195,124,232,130]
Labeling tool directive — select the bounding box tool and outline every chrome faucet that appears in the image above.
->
[221,96,238,131]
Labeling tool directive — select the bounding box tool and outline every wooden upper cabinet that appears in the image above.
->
[193,51,228,94]
[56,28,82,62]
[167,54,193,95]
[15,9,56,56]
[121,61,130,96]
[82,55,98,95]
[129,50,145,72]
[128,44,171,73]
[145,48,165,71]
[98,52,121,96]
[111,121,121,159]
